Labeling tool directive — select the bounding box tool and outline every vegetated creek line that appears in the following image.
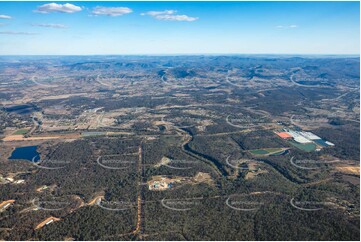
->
[177,127,227,177]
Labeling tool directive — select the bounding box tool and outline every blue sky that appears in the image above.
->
[0,1,359,55]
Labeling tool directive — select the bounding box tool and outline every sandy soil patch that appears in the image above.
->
[335,165,360,175]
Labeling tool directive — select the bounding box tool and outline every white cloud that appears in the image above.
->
[155,14,198,22]
[91,6,132,16]
[141,10,176,16]
[141,10,198,22]
[0,31,38,35]
[32,23,67,29]
[0,15,12,19]
[35,3,82,14]
[276,25,298,29]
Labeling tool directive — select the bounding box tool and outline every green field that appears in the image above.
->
[12,129,29,135]
[81,132,107,137]
[288,141,317,152]
[249,148,284,156]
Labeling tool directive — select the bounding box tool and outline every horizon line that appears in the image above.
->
[0,53,359,57]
